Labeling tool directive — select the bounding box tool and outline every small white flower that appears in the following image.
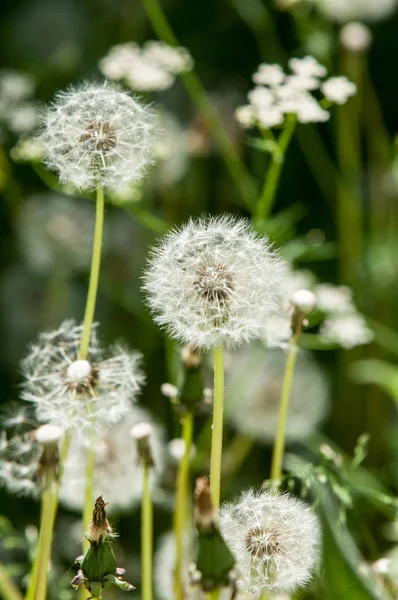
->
[320,313,374,348]
[340,21,372,52]
[257,106,285,128]
[144,41,194,73]
[248,87,274,108]
[39,81,155,192]
[235,105,255,128]
[321,76,357,104]
[291,289,317,314]
[21,320,145,437]
[0,71,35,101]
[253,64,285,86]
[315,283,355,313]
[59,407,164,513]
[143,216,285,350]
[11,137,44,162]
[295,96,330,123]
[285,74,321,91]
[220,490,321,595]
[288,56,327,78]
[225,345,329,443]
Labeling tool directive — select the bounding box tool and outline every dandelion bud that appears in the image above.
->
[130,422,154,468]
[36,424,62,480]
[292,289,317,315]
[168,438,195,462]
[340,22,372,52]
[35,424,63,445]
[181,345,201,369]
[160,383,178,399]
[194,476,216,531]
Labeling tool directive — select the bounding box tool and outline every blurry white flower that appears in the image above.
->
[321,76,357,104]
[11,137,44,162]
[291,289,317,315]
[153,111,190,185]
[288,56,327,78]
[253,64,285,86]
[293,94,330,123]
[59,406,164,513]
[264,313,292,348]
[21,320,144,437]
[16,193,94,274]
[39,81,155,192]
[317,0,397,22]
[100,41,193,92]
[0,70,40,136]
[315,283,354,313]
[234,105,255,129]
[154,531,194,600]
[143,216,285,350]
[220,490,321,595]
[340,22,372,52]
[225,345,329,442]
[320,313,374,348]
[285,74,321,91]
[0,71,35,100]
[257,106,284,128]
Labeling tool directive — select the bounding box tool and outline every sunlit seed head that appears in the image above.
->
[193,262,235,304]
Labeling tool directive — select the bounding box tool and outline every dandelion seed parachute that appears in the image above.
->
[220,490,321,595]
[143,216,285,350]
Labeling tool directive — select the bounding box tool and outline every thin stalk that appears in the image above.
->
[174,413,194,600]
[79,186,105,360]
[255,116,296,222]
[209,345,224,509]
[31,472,54,600]
[142,465,153,600]
[82,442,96,551]
[0,563,23,600]
[270,335,299,480]
[140,0,256,208]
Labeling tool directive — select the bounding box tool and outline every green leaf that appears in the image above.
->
[351,359,398,402]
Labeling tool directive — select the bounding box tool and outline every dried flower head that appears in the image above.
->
[225,345,329,443]
[143,216,285,350]
[39,81,155,192]
[21,320,144,437]
[59,406,164,513]
[220,490,321,595]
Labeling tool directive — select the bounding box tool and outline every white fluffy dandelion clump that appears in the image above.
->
[21,320,144,436]
[316,0,397,23]
[220,490,321,595]
[59,406,164,513]
[0,70,40,138]
[225,345,329,442]
[39,81,155,192]
[320,313,374,349]
[235,56,356,130]
[143,216,285,350]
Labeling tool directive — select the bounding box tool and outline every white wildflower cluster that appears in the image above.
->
[17,193,94,275]
[316,0,398,23]
[152,111,190,185]
[235,56,356,129]
[143,216,285,350]
[0,70,40,140]
[225,345,329,443]
[39,81,155,192]
[100,41,193,92]
[59,406,164,513]
[20,320,145,437]
[220,490,321,595]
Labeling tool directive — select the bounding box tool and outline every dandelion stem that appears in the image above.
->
[142,464,153,600]
[82,441,96,550]
[140,0,256,209]
[270,334,299,480]
[255,115,296,222]
[174,412,194,600]
[30,471,54,600]
[0,563,23,600]
[79,185,105,360]
[210,345,224,509]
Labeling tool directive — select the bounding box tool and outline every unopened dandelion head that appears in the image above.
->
[59,406,164,513]
[20,320,144,437]
[220,490,321,595]
[143,216,285,350]
[225,345,329,442]
[39,81,155,192]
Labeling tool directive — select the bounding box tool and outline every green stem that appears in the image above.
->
[82,443,96,551]
[174,413,194,600]
[79,186,105,360]
[209,345,224,509]
[270,336,299,480]
[30,473,54,600]
[0,563,23,600]
[140,0,256,208]
[255,116,296,222]
[142,465,153,600]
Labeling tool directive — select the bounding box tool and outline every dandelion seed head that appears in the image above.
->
[321,76,357,104]
[226,345,329,442]
[39,81,155,192]
[320,313,374,348]
[220,490,321,595]
[143,216,285,350]
[21,320,145,437]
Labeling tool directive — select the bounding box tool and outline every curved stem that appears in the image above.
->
[209,345,224,509]
[255,116,296,222]
[270,336,299,480]
[79,186,105,360]
[174,413,194,600]
[142,465,153,600]
[140,0,256,209]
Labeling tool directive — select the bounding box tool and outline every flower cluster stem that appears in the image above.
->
[142,464,153,600]
[209,345,224,509]
[255,115,296,222]
[79,185,105,360]
[270,334,299,480]
[174,412,194,600]
[140,0,256,209]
